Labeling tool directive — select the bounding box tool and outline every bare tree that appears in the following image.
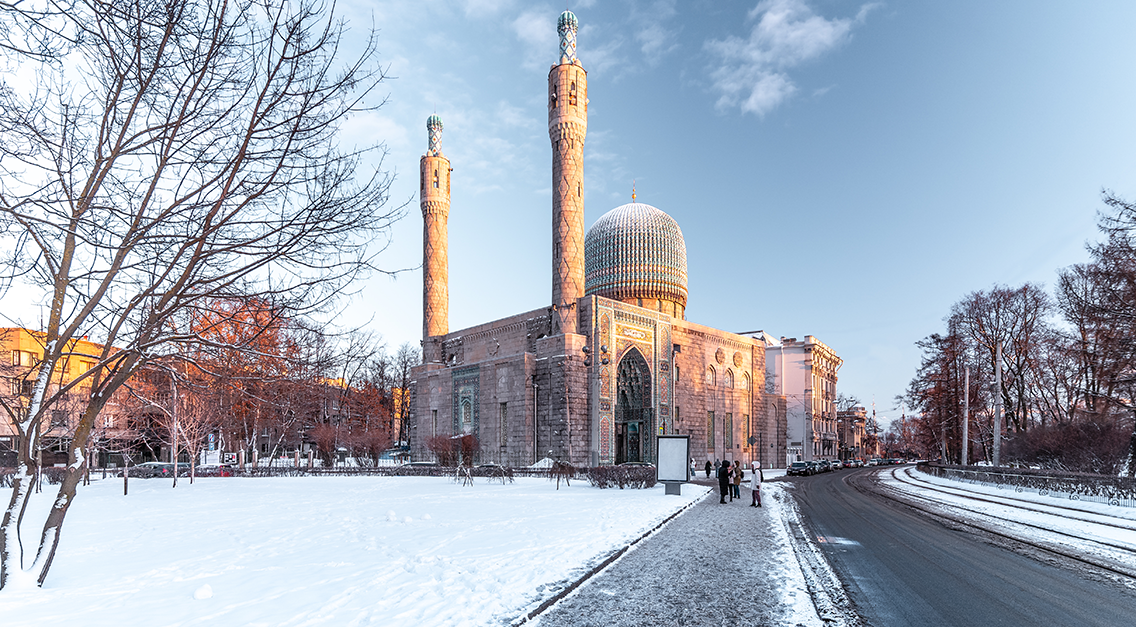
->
[394,343,420,447]
[951,284,1052,433]
[0,0,402,589]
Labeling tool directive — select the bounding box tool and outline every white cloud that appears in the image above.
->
[634,0,680,63]
[705,0,873,116]
[461,0,516,17]
[636,22,677,60]
[512,9,557,70]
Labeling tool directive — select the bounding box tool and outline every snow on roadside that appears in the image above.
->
[880,467,1136,569]
[0,476,706,626]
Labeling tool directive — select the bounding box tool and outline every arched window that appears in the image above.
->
[461,399,472,434]
[551,84,558,109]
[724,369,734,389]
[433,169,439,189]
[741,372,750,391]
[569,82,577,106]
[705,365,716,386]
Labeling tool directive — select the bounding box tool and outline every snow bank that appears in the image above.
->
[0,476,705,626]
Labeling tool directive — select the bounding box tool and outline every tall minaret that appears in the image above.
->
[421,115,450,362]
[549,10,587,335]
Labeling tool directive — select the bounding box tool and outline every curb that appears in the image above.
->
[510,485,712,625]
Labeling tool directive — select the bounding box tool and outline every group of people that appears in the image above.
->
[694,458,763,507]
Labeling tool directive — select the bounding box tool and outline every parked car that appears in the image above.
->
[787,461,811,476]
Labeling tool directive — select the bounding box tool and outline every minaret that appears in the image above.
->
[421,115,450,363]
[549,10,587,335]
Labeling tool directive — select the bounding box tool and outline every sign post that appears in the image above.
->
[656,435,690,495]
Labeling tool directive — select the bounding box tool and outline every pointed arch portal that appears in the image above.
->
[615,347,653,464]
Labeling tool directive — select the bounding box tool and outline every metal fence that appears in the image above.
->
[919,462,1136,508]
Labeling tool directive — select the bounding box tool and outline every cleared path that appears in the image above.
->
[531,480,823,627]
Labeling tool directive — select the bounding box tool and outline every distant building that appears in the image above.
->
[837,404,868,461]
[0,327,114,465]
[762,335,843,463]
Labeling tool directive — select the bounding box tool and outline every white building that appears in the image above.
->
[761,335,842,463]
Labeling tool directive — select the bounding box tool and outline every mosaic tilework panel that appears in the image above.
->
[451,366,480,435]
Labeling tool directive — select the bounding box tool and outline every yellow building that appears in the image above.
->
[1,327,108,463]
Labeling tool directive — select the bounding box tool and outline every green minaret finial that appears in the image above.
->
[558,11,578,64]
[426,114,443,156]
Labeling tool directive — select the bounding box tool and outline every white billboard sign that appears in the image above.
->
[656,435,690,483]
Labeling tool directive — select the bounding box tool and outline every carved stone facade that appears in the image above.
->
[409,11,795,469]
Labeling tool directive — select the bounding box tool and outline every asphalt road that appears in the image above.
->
[787,467,1136,627]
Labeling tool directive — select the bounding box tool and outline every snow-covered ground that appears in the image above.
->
[880,466,1136,576]
[0,475,710,626]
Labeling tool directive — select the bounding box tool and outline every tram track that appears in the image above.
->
[887,466,1136,535]
[844,466,1136,582]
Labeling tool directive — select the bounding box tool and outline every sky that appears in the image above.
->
[5,1,1135,430]
[323,0,1136,428]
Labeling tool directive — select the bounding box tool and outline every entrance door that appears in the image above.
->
[615,347,652,464]
[627,422,640,462]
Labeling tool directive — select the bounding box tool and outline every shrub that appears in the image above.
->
[425,434,479,467]
[584,465,657,489]
[1004,417,1130,475]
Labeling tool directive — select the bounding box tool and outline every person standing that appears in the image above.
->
[750,463,764,507]
[717,460,731,503]
[704,460,712,478]
[732,461,743,499]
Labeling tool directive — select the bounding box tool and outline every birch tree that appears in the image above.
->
[0,0,400,589]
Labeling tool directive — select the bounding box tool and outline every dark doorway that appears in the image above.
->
[615,347,652,464]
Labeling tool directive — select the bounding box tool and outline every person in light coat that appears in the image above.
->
[750,463,764,507]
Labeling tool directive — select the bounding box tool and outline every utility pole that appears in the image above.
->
[993,342,1002,467]
[962,365,969,466]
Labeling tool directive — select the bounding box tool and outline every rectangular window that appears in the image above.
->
[12,350,38,367]
[743,414,750,447]
[707,411,715,451]
[432,409,438,437]
[499,402,508,448]
[51,410,67,430]
[725,413,733,449]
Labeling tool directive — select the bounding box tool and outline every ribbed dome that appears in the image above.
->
[585,202,688,312]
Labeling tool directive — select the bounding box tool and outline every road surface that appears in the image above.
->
[787,466,1136,627]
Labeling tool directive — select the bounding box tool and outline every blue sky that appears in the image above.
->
[283,1,1136,426]
[3,1,1132,431]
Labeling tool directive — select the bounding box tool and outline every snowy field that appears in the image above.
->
[0,475,710,626]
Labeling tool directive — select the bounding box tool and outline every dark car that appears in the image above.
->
[787,461,811,476]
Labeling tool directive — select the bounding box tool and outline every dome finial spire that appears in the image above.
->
[632,180,636,202]
[558,10,579,64]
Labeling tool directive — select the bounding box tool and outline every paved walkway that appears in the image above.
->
[529,478,823,627]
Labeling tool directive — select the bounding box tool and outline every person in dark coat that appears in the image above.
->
[717,461,731,503]
[704,460,712,478]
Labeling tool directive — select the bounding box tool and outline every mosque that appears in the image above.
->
[408,11,796,469]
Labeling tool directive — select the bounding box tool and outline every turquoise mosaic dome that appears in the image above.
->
[558,11,578,32]
[584,202,688,308]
